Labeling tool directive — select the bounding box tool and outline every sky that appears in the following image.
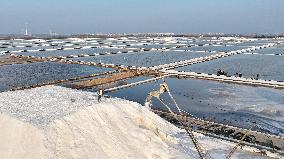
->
[1,0,284,34]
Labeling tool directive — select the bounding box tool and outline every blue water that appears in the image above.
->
[107,77,284,135]
[0,62,112,92]
[72,51,210,67]
[176,54,284,81]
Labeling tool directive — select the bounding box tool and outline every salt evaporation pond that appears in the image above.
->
[125,43,180,49]
[13,47,125,57]
[233,40,273,47]
[172,45,249,53]
[107,77,284,136]
[176,54,284,81]
[252,44,284,54]
[72,51,210,67]
[0,62,112,92]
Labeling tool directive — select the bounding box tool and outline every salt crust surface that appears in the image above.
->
[0,86,272,159]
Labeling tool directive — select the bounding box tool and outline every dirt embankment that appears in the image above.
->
[0,56,45,66]
[73,70,158,89]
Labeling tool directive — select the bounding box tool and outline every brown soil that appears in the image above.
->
[73,70,153,89]
[0,56,45,66]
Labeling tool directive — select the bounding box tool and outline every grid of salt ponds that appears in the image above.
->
[71,51,211,67]
[107,77,284,136]
[12,47,127,57]
[0,38,218,47]
[1,38,273,54]
[175,54,284,81]
[0,62,112,92]
[165,40,274,53]
[34,38,183,47]
[0,45,71,52]
[1,41,185,54]
[0,43,119,52]
[0,40,122,52]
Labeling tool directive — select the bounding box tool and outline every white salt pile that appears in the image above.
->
[0,86,273,159]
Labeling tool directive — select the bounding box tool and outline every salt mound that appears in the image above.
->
[0,114,45,158]
[0,86,190,159]
[0,86,273,159]
[45,100,184,159]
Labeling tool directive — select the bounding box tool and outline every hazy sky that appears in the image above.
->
[1,0,284,34]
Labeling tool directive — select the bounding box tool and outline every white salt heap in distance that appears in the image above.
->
[0,86,273,159]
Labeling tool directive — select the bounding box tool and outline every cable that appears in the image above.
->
[158,98,208,159]
[225,124,255,159]
[164,82,211,159]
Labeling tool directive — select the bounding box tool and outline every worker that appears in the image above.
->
[98,89,104,102]
[217,69,222,75]
[256,74,259,80]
